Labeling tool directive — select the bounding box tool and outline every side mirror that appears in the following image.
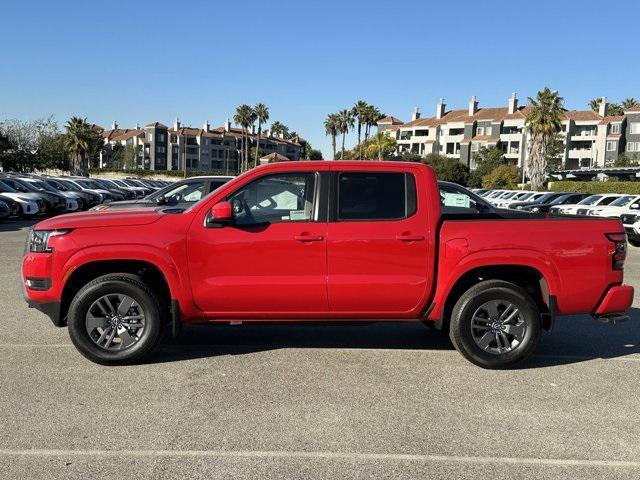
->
[206,201,233,227]
[156,196,167,205]
[630,204,639,210]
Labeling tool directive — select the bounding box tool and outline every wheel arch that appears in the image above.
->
[432,264,553,333]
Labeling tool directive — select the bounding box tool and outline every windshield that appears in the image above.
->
[609,195,636,207]
[515,192,534,201]
[3,178,38,193]
[28,180,58,193]
[76,180,98,189]
[0,180,18,193]
[45,180,67,191]
[578,195,602,205]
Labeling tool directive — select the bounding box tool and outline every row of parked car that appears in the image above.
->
[0,173,173,220]
[472,188,640,246]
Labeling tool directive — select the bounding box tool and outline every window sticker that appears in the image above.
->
[442,192,471,208]
[289,210,307,221]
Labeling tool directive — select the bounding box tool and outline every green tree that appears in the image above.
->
[365,132,396,160]
[324,113,340,159]
[38,131,68,171]
[270,121,289,139]
[234,104,254,172]
[545,134,564,172]
[622,98,639,110]
[363,105,383,141]
[123,144,137,169]
[308,149,323,160]
[525,87,564,189]
[608,103,624,116]
[337,109,354,159]
[65,116,99,176]
[351,100,369,159]
[482,164,520,189]
[252,103,269,168]
[111,143,124,169]
[420,153,469,185]
[468,146,507,187]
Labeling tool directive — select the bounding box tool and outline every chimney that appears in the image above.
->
[112,120,118,130]
[264,128,270,137]
[173,117,180,131]
[508,92,518,115]
[135,122,140,129]
[599,96,608,117]
[224,119,231,132]
[203,120,210,132]
[468,96,478,116]
[251,125,256,135]
[411,107,421,121]
[436,98,446,119]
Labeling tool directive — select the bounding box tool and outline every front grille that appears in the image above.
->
[577,208,589,216]
[621,214,637,225]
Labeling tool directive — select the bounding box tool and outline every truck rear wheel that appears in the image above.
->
[67,273,165,365]
[449,280,541,369]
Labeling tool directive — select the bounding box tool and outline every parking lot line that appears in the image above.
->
[1,448,640,468]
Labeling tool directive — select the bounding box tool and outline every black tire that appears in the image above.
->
[67,273,165,365]
[629,239,640,248]
[449,280,541,369]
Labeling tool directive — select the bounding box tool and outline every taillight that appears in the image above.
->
[606,232,627,271]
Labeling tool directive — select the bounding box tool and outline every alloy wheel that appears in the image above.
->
[470,299,527,355]
[85,294,146,351]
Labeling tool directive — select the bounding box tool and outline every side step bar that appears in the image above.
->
[595,313,629,324]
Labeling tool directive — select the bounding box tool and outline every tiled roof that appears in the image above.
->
[625,105,640,112]
[600,115,625,125]
[260,152,290,162]
[562,110,601,121]
[110,129,144,142]
[146,122,168,128]
[377,115,404,125]
[471,135,496,141]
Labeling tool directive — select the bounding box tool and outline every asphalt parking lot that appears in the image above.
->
[1,219,640,479]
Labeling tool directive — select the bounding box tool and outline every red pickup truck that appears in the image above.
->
[22,161,634,368]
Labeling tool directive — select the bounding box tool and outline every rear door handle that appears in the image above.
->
[396,234,425,242]
[294,234,324,242]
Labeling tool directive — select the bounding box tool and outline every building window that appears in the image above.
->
[607,141,617,152]
[631,123,640,135]
[157,146,166,153]
[610,123,621,134]
[470,143,479,152]
[485,126,492,136]
[476,126,484,136]
[628,143,637,152]
[148,133,153,142]
[158,133,166,142]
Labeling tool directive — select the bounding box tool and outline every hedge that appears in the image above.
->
[88,168,229,178]
[548,181,640,195]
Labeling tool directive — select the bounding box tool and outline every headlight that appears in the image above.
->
[532,207,540,212]
[27,229,72,253]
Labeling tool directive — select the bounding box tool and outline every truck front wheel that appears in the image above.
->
[67,273,165,365]
[449,280,541,369]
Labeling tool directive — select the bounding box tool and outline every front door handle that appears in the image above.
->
[294,234,324,242]
[396,234,425,242]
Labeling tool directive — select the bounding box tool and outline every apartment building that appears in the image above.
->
[99,119,304,172]
[382,94,638,170]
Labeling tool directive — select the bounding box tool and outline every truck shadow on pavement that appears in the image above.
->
[0,218,39,233]
[146,308,640,368]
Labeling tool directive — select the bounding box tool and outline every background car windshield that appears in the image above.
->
[439,184,486,213]
[161,183,206,203]
[609,196,635,206]
[0,181,18,193]
[578,195,601,205]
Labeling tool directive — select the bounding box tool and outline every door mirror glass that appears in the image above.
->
[630,203,639,210]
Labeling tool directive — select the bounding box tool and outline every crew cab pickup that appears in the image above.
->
[21,162,634,368]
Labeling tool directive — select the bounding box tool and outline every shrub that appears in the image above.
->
[482,164,520,189]
[549,181,640,195]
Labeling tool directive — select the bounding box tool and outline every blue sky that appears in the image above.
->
[1,0,638,158]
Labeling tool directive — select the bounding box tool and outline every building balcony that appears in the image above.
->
[567,148,594,159]
[441,134,464,142]
[500,133,523,142]
[570,133,597,141]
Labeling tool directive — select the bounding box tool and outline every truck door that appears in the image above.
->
[326,169,433,316]
[187,171,329,316]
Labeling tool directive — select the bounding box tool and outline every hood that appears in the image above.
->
[35,207,164,230]
[0,192,40,203]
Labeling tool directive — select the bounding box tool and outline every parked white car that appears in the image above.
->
[550,194,625,215]
[586,195,640,218]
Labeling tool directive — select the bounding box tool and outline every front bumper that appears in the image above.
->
[593,285,634,323]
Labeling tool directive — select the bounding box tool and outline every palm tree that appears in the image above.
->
[364,105,383,141]
[352,100,369,159]
[525,87,564,190]
[367,132,396,161]
[234,104,254,172]
[270,121,289,140]
[324,113,340,160]
[623,98,638,110]
[252,104,269,167]
[337,109,354,159]
[588,98,601,112]
[64,117,91,176]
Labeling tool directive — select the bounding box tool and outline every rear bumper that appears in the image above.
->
[593,285,634,321]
